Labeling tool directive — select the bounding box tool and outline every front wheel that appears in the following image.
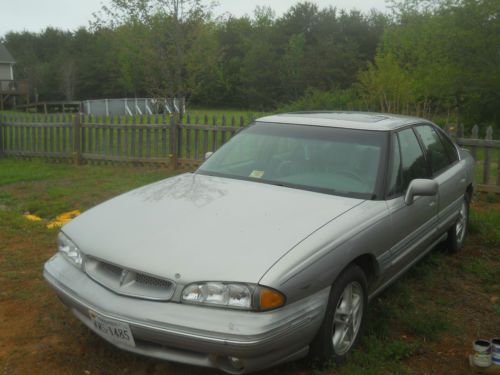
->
[309,264,368,366]
[447,194,469,253]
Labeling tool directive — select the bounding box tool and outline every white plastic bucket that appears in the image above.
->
[473,339,492,367]
[492,338,500,366]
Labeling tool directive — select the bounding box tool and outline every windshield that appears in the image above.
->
[197,122,388,199]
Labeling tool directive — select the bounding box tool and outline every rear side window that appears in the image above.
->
[398,128,429,191]
[437,130,459,163]
[414,125,451,175]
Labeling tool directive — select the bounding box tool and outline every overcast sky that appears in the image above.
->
[0,0,389,37]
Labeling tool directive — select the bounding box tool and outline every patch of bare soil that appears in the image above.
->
[471,200,500,212]
[404,243,500,375]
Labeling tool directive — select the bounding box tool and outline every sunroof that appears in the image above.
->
[283,112,388,123]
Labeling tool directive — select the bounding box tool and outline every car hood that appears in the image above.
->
[63,173,363,284]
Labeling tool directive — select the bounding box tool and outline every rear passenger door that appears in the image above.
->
[413,124,466,234]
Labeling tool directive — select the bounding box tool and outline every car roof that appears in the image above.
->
[256,111,431,131]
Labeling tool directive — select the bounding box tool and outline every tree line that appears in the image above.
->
[1,0,499,128]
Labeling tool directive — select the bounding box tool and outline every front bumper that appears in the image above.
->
[43,254,329,374]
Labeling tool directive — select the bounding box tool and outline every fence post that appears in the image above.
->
[483,126,493,185]
[0,114,3,158]
[497,136,500,187]
[170,115,178,169]
[470,125,479,160]
[73,113,82,165]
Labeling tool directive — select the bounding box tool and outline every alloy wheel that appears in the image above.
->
[456,199,467,244]
[332,281,364,355]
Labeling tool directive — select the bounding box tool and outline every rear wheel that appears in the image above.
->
[447,194,469,253]
[309,264,368,366]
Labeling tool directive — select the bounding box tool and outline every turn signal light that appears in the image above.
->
[259,287,286,311]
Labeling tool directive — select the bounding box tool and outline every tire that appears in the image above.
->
[446,194,469,253]
[309,264,368,366]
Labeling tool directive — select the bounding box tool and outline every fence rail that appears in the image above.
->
[0,114,498,193]
[15,101,82,114]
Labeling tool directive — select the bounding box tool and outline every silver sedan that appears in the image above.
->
[44,112,475,373]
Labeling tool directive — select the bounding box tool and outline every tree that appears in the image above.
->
[358,53,414,113]
[238,7,282,108]
[213,16,253,107]
[280,33,306,101]
[94,0,215,102]
[60,60,76,100]
[378,0,500,126]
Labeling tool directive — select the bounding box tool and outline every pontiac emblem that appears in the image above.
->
[119,269,129,286]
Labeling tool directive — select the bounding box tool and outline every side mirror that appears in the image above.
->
[204,152,213,160]
[404,179,438,205]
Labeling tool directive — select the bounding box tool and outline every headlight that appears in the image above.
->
[58,232,83,268]
[181,282,285,311]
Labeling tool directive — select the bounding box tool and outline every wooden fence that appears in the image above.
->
[0,113,499,193]
[451,124,500,193]
[0,113,247,169]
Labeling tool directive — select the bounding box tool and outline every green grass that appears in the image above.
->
[461,257,498,283]
[0,159,73,185]
[400,311,453,342]
[0,159,176,219]
[473,147,499,161]
[185,108,270,122]
[469,207,500,246]
[467,146,498,185]
[494,303,500,317]
[474,160,498,185]
[340,336,419,374]
[0,159,499,375]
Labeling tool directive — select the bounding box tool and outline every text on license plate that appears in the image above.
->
[88,310,136,347]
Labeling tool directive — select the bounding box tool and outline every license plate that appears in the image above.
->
[88,310,136,347]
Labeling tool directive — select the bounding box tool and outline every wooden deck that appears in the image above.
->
[0,80,29,95]
[0,80,29,110]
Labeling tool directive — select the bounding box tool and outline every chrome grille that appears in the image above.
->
[84,257,175,301]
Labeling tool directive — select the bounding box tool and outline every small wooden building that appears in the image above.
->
[0,43,29,110]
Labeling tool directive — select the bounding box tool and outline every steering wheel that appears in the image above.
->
[274,160,295,178]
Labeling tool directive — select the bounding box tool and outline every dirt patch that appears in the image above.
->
[403,242,500,374]
[471,200,500,212]
[0,300,41,357]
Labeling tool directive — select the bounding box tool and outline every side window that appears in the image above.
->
[437,129,459,163]
[398,128,429,191]
[387,133,402,196]
[414,125,451,175]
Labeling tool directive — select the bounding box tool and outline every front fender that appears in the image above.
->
[259,201,391,304]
